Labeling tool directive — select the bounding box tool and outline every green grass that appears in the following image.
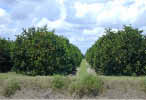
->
[69,74,103,98]
[51,75,70,90]
[143,78,146,92]
[77,59,89,78]
[70,59,103,98]
[0,72,26,80]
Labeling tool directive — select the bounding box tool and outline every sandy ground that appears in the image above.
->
[0,84,146,99]
[96,79,146,99]
[0,61,146,99]
[0,75,146,99]
[86,66,146,99]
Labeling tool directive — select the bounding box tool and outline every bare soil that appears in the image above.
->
[0,78,146,99]
[96,79,146,99]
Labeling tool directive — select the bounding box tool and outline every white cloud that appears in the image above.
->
[36,17,72,31]
[1,0,146,53]
[0,8,7,17]
[0,24,17,39]
[0,8,11,24]
[96,0,146,27]
[83,27,105,36]
[74,2,104,18]
[36,0,69,30]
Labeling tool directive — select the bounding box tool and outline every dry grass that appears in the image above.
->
[0,61,146,99]
[100,75,146,81]
[100,75,146,91]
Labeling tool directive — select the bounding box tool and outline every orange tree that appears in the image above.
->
[0,38,13,72]
[86,26,146,76]
[12,26,83,76]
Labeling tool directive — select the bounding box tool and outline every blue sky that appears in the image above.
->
[0,0,146,54]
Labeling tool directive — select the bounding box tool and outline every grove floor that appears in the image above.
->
[0,60,146,99]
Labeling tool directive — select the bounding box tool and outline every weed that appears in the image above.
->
[3,79,21,97]
[51,75,70,90]
[69,74,103,98]
[143,78,146,92]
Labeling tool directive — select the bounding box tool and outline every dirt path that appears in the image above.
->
[77,59,96,77]
[86,63,96,75]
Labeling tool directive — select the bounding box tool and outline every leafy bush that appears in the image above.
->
[0,38,13,72]
[69,74,103,98]
[11,26,82,76]
[144,78,146,93]
[86,26,146,76]
[3,79,21,97]
[51,75,69,90]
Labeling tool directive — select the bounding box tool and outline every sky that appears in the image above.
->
[0,0,146,54]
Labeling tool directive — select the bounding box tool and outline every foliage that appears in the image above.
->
[3,79,21,97]
[11,26,82,76]
[51,75,70,90]
[0,38,13,72]
[77,59,89,78]
[86,26,146,76]
[69,74,103,98]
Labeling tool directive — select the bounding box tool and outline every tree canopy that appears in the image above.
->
[0,38,12,72]
[11,26,83,76]
[86,26,146,76]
